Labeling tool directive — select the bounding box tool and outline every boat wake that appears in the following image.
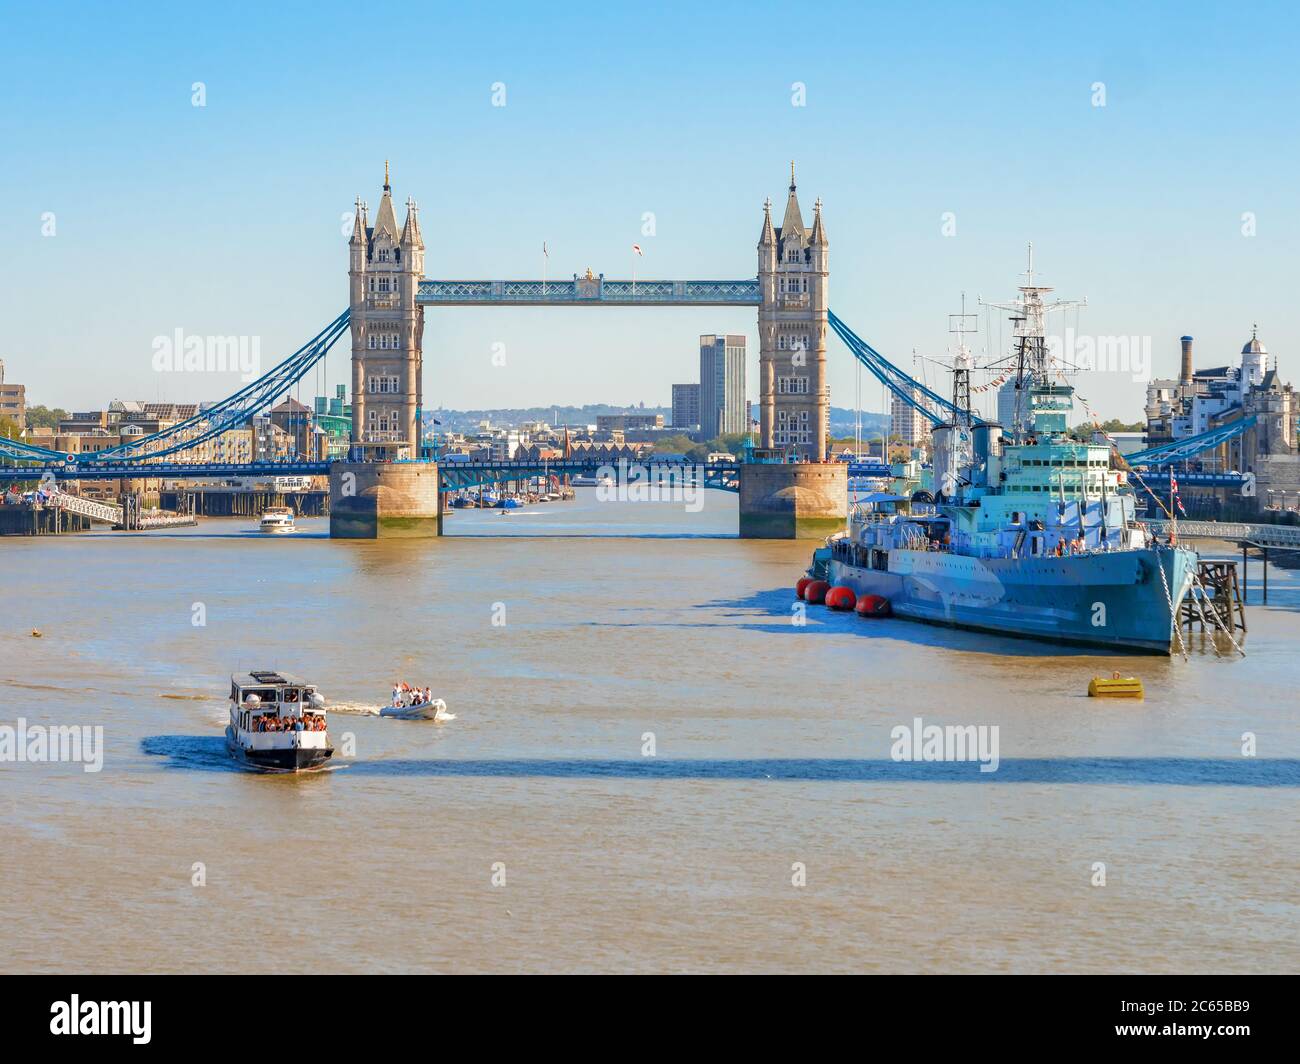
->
[327,701,383,716]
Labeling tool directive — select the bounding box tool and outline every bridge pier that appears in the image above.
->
[738,462,847,539]
[329,461,442,539]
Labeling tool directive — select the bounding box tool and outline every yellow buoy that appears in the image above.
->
[31,629,42,638]
[1088,673,1143,699]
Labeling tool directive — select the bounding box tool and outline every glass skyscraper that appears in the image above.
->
[699,334,746,438]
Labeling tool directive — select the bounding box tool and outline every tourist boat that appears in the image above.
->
[258,507,296,534]
[380,697,454,721]
[805,261,1200,655]
[570,473,615,488]
[226,670,334,772]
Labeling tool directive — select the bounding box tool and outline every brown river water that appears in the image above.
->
[1,490,1297,973]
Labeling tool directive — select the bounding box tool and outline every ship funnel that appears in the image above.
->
[1180,335,1194,387]
[970,422,1003,490]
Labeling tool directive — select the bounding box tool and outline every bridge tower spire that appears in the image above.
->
[348,165,426,459]
[758,165,829,460]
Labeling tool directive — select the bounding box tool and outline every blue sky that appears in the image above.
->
[2,0,1297,422]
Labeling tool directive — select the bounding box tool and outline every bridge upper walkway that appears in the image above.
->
[416,279,760,306]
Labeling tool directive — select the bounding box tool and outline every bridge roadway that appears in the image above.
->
[1,456,895,496]
[1141,471,1248,489]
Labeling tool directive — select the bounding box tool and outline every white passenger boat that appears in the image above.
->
[226,670,334,772]
[380,698,454,722]
[258,507,296,534]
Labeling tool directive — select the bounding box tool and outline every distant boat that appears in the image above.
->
[570,474,614,488]
[498,496,522,509]
[258,507,296,534]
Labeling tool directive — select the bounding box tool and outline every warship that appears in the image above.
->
[809,259,1197,654]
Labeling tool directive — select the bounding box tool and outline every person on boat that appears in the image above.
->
[392,683,402,708]
[422,687,432,706]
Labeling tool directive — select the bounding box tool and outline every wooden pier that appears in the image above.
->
[161,487,328,517]
[1181,560,1247,634]
[0,506,92,536]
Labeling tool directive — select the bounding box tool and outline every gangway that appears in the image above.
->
[47,492,124,526]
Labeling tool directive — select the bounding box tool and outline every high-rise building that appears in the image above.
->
[699,334,746,438]
[671,383,701,431]
[891,386,932,447]
[0,360,25,431]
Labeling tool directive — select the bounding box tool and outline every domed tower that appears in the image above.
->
[757,164,829,460]
[348,162,425,459]
[1241,325,1267,388]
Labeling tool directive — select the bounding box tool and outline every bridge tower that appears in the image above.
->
[739,166,845,538]
[332,165,440,539]
[758,164,829,461]
[348,163,425,459]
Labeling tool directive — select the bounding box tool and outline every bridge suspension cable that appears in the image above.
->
[827,310,982,427]
[0,434,74,465]
[1122,416,1255,468]
[1,310,352,469]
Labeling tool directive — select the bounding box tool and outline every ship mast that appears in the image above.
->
[949,292,977,427]
[980,244,1087,442]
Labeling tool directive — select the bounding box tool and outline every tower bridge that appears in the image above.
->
[337,163,842,537]
[1,166,1253,539]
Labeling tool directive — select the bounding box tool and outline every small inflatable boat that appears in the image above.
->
[380,698,455,721]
